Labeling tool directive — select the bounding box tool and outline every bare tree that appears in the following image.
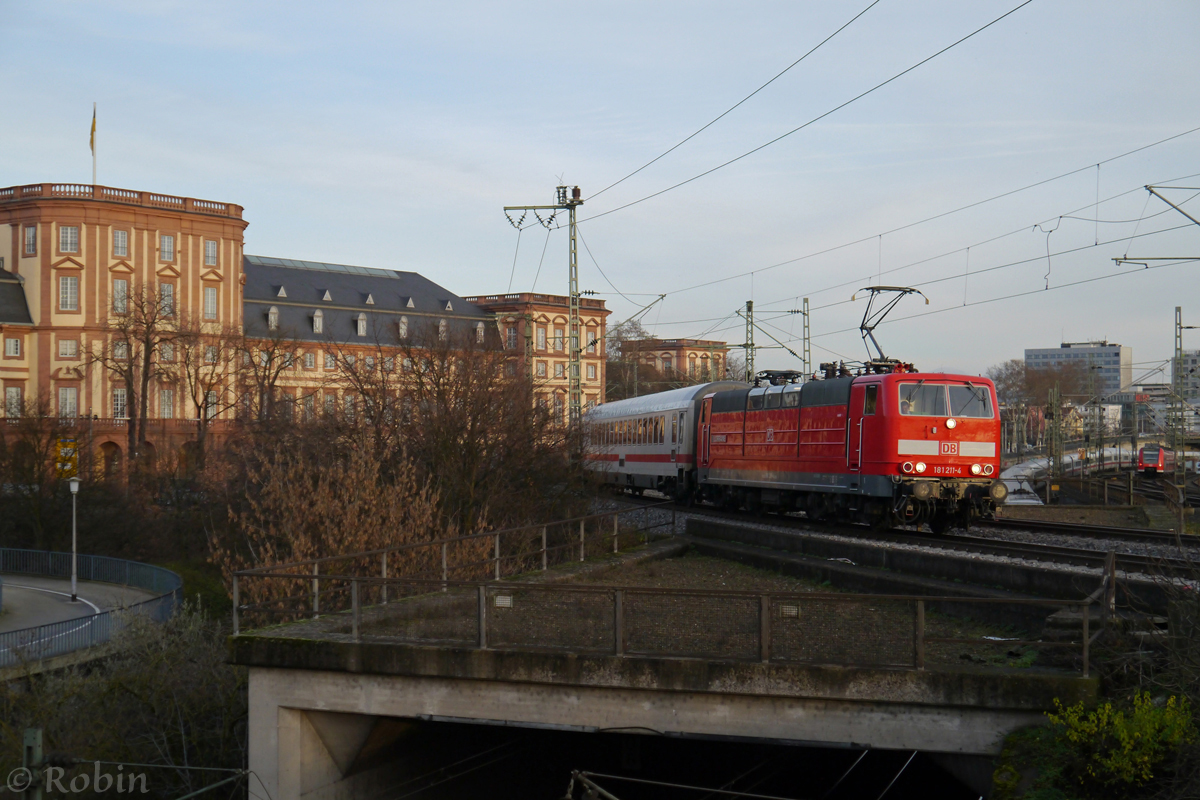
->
[168,312,240,470]
[236,327,304,424]
[87,282,174,470]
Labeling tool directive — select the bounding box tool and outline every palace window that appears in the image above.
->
[113,230,128,258]
[113,388,128,419]
[268,306,279,330]
[537,327,546,350]
[160,284,175,317]
[204,287,218,320]
[113,279,128,313]
[438,319,448,340]
[58,340,78,358]
[23,226,36,255]
[304,352,315,369]
[160,389,174,419]
[204,240,218,266]
[5,386,22,416]
[59,226,79,254]
[5,338,21,357]
[59,276,79,311]
[356,313,367,337]
[58,387,78,418]
[114,341,129,360]
[476,322,485,343]
[398,316,408,339]
[160,234,175,261]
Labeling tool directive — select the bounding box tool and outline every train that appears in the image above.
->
[1137,445,1175,475]
[585,365,1008,533]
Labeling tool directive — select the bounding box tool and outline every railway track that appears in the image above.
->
[612,492,1197,577]
[982,517,1190,547]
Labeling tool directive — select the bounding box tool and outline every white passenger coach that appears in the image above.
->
[585,381,750,498]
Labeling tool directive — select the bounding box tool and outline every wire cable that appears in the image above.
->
[580,0,1035,224]
[658,132,1200,300]
[530,225,553,292]
[589,0,883,201]
[578,226,638,305]
[506,226,522,293]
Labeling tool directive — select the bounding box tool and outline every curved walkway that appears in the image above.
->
[0,575,159,634]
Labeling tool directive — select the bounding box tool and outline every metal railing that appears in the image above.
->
[235,576,1103,676]
[0,549,183,669]
[233,502,677,631]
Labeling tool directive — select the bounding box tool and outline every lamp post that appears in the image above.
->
[68,476,80,602]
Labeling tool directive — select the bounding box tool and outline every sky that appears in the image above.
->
[4,0,1200,383]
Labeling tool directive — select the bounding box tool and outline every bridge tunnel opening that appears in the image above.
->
[301,714,985,800]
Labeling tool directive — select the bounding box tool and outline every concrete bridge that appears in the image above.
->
[230,510,1098,799]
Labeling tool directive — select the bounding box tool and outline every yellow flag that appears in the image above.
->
[90,106,96,154]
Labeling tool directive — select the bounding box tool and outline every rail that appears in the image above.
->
[0,549,183,669]
[235,577,1103,677]
[232,502,1106,677]
[0,183,243,219]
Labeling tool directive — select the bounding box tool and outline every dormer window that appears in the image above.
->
[406,297,415,309]
[313,309,324,334]
[365,294,375,305]
[476,322,485,343]
[323,290,332,302]
[438,318,448,341]
[444,301,453,312]
[398,316,408,339]
[277,286,288,298]
[268,306,279,330]
[356,313,367,337]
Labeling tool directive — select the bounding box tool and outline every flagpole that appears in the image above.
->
[92,102,97,186]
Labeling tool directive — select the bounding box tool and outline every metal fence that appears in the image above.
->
[236,576,1102,675]
[233,502,676,624]
[0,549,183,669]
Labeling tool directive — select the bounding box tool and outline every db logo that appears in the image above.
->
[940,442,958,455]
[766,428,775,442]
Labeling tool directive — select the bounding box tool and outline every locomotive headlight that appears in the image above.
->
[970,463,982,475]
[901,461,914,474]
[945,418,957,429]
[914,462,927,474]
[983,464,994,476]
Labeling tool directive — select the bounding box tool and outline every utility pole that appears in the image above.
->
[743,300,755,381]
[1049,382,1063,483]
[802,297,811,378]
[504,186,584,424]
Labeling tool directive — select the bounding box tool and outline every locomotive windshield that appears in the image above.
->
[899,383,993,418]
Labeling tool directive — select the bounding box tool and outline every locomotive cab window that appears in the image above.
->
[863,385,877,415]
[948,384,993,418]
[747,390,765,410]
[899,383,947,416]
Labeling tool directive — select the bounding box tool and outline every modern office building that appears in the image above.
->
[1024,341,1132,398]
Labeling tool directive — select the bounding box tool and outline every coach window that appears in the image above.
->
[765,389,782,409]
[672,415,678,443]
[863,385,878,415]
[783,389,800,408]
[747,390,764,411]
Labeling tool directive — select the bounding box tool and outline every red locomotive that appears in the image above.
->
[586,287,1008,531]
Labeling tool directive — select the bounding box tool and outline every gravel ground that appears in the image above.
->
[597,494,1200,585]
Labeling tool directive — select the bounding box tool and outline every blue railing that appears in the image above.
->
[0,549,182,669]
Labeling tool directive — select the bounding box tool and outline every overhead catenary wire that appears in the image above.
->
[652,130,1200,302]
[580,0,1035,225]
[589,0,883,201]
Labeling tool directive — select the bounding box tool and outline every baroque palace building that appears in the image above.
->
[626,337,732,381]
[0,182,609,470]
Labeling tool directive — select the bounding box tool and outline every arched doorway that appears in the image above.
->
[99,441,122,478]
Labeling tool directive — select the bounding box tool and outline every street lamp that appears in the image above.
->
[67,476,80,602]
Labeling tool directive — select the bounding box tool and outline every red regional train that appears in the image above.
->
[586,365,1008,532]
[1137,445,1175,475]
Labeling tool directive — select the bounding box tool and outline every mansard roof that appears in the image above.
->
[0,268,33,326]
[243,255,487,343]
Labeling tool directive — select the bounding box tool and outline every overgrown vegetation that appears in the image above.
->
[0,606,246,799]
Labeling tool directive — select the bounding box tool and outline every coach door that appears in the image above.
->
[848,383,865,470]
[848,382,878,472]
[698,396,713,468]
